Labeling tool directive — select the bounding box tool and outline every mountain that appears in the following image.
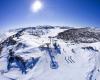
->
[0,26,100,80]
[57,27,100,43]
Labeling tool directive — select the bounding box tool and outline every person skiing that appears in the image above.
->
[9,49,14,56]
[53,42,61,54]
[7,49,15,70]
[7,49,27,74]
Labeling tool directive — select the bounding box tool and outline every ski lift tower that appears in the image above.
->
[48,36,55,47]
[48,36,52,45]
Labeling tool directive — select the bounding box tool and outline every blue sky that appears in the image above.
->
[0,0,100,31]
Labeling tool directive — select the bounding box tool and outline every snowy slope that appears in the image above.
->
[57,28,100,43]
[0,26,100,80]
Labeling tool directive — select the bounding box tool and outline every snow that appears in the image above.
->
[0,27,100,80]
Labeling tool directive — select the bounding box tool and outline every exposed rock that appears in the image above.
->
[57,28,100,43]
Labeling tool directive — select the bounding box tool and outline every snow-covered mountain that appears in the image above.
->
[57,27,100,43]
[0,26,100,80]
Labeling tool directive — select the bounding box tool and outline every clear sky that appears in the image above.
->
[0,0,100,31]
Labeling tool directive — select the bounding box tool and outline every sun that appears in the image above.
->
[31,0,43,13]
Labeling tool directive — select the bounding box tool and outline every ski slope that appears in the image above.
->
[0,27,100,80]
